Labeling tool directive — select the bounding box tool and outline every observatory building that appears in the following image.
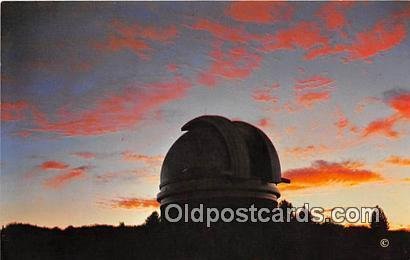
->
[157,115,289,214]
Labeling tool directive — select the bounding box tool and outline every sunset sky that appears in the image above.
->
[1,2,409,229]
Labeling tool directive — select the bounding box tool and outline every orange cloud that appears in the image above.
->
[296,91,331,108]
[197,42,262,86]
[31,77,191,136]
[111,198,159,209]
[294,75,334,91]
[361,90,409,139]
[383,155,410,167]
[226,2,293,24]
[71,152,96,159]
[121,151,163,167]
[388,93,410,119]
[40,161,69,170]
[362,114,400,139]
[285,145,330,158]
[95,20,178,59]
[282,160,382,191]
[44,166,89,188]
[1,101,29,121]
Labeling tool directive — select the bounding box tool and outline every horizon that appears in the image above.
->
[1,2,409,230]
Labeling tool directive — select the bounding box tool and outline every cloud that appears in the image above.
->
[190,19,256,43]
[315,2,353,31]
[40,160,69,170]
[382,155,410,167]
[281,75,335,111]
[257,118,270,128]
[226,2,293,24]
[306,15,407,61]
[293,75,334,91]
[384,89,410,119]
[191,8,405,64]
[362,115,400,138]
[355,97,381,113]
[252,89,278,103]
[197,42,262,87]
[361,89,409,138]
[166,64,178,73]
[44,166,89,188]
[334,108,358,136]
[296,91,331,108]
[121,151,164,167]
[31,77,191,136]
[285,145,330,158]
[95,167,158,184]
[251,82,280,113]
[110,197,159,209]
[282,160,382,191]
[263,21,330,55]
[1,101,29,121]
[344,18,407,61]
[94,20,178,59]
[335,110,349,131]
[71,152,96,159]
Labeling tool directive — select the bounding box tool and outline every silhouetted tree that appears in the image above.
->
[370,205,389,232]
[278,199,295,221]
[144,211,160,227]
[278,199,293,209]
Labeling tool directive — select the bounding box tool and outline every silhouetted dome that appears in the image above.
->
[157,115,288,207]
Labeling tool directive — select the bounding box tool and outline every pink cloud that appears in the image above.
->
[226,2,293,24]
[263,21,330,54]
[306,15,407,61]
[315,2,353,31]
[190,19,256,43]
[44,166,89,189]
[252,89,278,103]
[285,145,330,158]
[294,75,334,91]
[71,152,96,159]
[121,151,163,167]
[197,42,262,86]
[1,101,29,122]
[31,77,191,136]
[94,20,178,59]
[296,91,331,108]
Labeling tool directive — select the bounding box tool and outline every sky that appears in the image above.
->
[1,2,409,229]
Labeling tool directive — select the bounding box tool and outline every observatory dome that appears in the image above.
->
[157,115,288,208]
